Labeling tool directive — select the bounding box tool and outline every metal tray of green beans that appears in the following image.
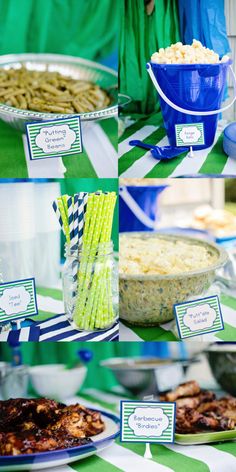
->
[0,53,117,131]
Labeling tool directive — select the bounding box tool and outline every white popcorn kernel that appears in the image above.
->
[151,40,222,64]
[221,55,230,63]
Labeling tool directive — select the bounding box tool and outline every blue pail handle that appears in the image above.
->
[119,186,159,230]
[147,62,236,116]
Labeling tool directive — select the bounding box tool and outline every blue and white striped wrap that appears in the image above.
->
[52,200,65,235]
[67,195,74,243]
[70,192,88,304]
[0,316,119,342]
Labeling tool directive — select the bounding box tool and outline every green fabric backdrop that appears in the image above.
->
[0,0,118,62]
[119,0,180,114]
[0,342,141,390]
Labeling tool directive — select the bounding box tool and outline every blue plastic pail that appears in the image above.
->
[147,60,236,149]
[119,185,167,232]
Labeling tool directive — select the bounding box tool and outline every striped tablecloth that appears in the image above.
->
[33,388,236,472]
[118,115,236,178]
[0,118,117,178]
[119,293,236,342]
[0,287,119,342]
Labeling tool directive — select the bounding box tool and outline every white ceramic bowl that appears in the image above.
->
[29,364,87,400]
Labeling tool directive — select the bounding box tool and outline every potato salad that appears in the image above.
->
[119,235,217,275]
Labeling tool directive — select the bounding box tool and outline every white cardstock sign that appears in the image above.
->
[35,125,76,153]
[25,117,82,160]
[175,122,205,146]
[174,295,224,339]
[0,278,38,323]
[120,401,176,443]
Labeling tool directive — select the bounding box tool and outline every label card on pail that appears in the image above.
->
[0,278,38,323]
[120,401,176,443]
[174,295,224,339]
[25,117,82,160]
[175,123,205,146]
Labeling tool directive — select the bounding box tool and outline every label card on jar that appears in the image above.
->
[0,278,38,323]
[25,117,82,160]
[174,295,224,339]
[120,400,176,444]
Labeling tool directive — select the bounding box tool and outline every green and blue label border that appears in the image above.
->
[25,116,83,161]
[174,295,224,339]
[120,400,176,444]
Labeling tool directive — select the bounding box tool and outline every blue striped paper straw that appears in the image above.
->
[71,192,87,307]
[72,194,79,250]
[52,200,65,235]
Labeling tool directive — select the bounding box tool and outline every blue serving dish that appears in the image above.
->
[0,410,119,471]
[223,122,236,158]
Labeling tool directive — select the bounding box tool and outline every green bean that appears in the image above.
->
[0,66,110,113]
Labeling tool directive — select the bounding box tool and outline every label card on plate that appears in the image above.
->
[174,295,224,339]
[175,122,205,146]
[120,401,176,443]
[25,117,82,160]
[0,278,38,323]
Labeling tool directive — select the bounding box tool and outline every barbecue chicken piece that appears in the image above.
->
[163,381,236,434]
[0,430,91,456]
[49,404,105,438]
[161,381,200,401]
[175,396,201,409]
[197,396,236,422]
[0,398,63,431]
[176,407,203,433]
[0,398,105,456]
[176,407,235,434]
[175,390,216,408]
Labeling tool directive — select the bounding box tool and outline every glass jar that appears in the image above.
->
[0,363,29,400]
[62,241,118,331]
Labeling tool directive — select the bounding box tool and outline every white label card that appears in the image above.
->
[174,295,224,339]
[0,278,38,323]
[26,117,82,160]
[175,123,205,146]
[120,401,176,443]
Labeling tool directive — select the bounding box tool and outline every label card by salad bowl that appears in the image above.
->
[174,295,224,339]
[120,401,176,444]
[0,278,38,323]
[25,116,82,160]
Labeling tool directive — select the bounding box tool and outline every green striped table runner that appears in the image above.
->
[32,388,236,472]
[0,118,117,178]
[36,286,64,321]
[119,115,236,177]
[35,288,236,341]
[120,293,236,342]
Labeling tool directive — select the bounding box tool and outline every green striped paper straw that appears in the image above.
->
[95,193,116,328]
[57,196,70,244]
[54,190,117,332]
[74,193,105,328]
[82,193,105,329]
[73,194,95,326]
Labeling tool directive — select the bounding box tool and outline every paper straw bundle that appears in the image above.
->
[52,191,117,330]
